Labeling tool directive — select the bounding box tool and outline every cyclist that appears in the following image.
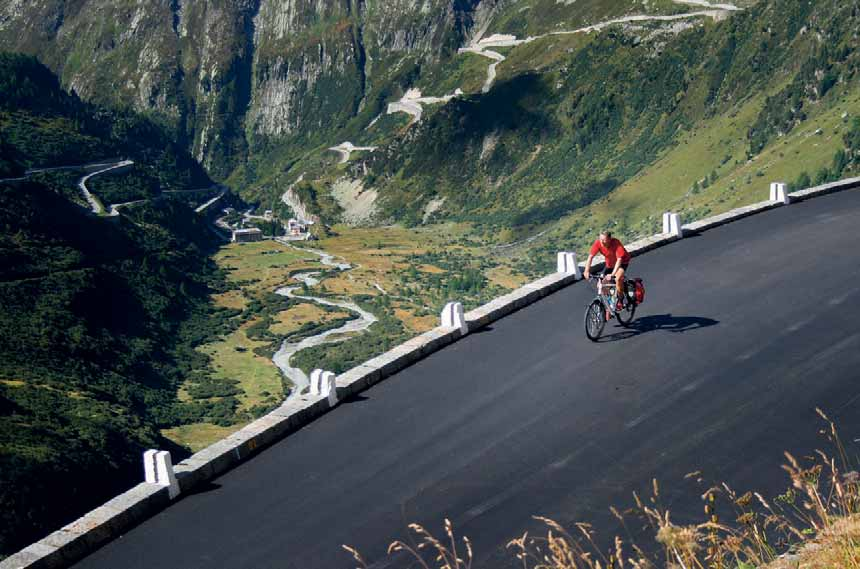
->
[583,230,631,312]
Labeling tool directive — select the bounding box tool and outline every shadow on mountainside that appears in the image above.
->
[599,313,719,342]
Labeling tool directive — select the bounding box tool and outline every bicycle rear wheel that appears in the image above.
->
[584,299,605,341]
[616,300,636,327]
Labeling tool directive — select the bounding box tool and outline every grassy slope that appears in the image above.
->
[515,84,860,273]
[321,0,853,254]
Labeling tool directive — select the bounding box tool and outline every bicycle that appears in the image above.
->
[584,274,639,341]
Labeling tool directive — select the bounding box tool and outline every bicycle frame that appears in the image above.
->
[593,276,619,310]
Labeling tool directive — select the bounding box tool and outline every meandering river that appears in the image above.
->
[272,245,378,400]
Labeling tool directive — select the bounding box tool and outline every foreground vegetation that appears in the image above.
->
[347,411,860,569]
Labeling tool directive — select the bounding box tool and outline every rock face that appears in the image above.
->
[0,0,492,178]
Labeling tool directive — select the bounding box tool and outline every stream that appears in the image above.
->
[272,246,378,400]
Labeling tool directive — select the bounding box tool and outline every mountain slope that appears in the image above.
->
[0,0,495,177]
[364,0,854,225]
[0,54,229,558]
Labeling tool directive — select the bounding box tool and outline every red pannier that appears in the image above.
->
[632,278,645,304]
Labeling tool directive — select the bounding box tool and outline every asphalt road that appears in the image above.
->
[76,188,860,569]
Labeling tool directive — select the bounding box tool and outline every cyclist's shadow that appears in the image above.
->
[599,313,719,342]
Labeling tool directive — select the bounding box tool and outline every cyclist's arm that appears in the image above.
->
[584,240,601,279]
[584,254,595,279]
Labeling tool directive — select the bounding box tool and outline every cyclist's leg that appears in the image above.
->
[615,266,627,307]
[599,267,615,317]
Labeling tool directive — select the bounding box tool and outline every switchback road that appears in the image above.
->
[75,188,860,569]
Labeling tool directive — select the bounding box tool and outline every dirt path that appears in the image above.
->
[329,142,378,164]
[460,3,737,93]
[386,88,464,123]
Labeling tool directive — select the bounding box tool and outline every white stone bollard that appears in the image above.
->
[144,449,180,499]
[441,301,468,335]
[144,449,157,484]
[556,252,582,279]
[662,212,683,238]
[310,369,338,406]
[321,371,337,406]
[309,369,323,395]
[770,182,790,205]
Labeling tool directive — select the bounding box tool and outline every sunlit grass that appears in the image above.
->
[161,423,240,453]
[198,319,283,414]
[269,302,351,336]
[534,87,860,258]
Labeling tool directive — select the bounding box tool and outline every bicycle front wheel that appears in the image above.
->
[584,299,605,342]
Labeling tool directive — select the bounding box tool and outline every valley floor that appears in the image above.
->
[164,224,529,450]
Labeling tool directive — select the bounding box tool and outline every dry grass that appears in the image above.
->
[212,289,247,310]
[486,265,529,290]
[346,410,860,569]
[160,423,240,453]
[316,273,379,297]
[394,307,438,333]
[419,264,447,274]
[344,518,473,569]
[198,319,283,414]
[314,223,521,326]
[764,514,860,569]
[269,303,351,336]
[216,240,319,292]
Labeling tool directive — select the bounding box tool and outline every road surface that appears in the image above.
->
[75,188,860,569]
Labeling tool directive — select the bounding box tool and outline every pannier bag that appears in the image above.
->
[633,278,645,304]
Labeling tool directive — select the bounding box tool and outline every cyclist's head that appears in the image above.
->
[599,230,612,245]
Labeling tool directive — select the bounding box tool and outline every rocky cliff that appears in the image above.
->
[0,0,494,178]
[5,0,857,241]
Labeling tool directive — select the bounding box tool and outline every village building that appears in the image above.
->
[287,218,307,236]
[231,227,263,243]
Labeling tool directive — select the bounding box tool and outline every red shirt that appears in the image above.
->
[590,237,630,268]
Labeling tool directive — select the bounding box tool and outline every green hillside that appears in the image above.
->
[362,0,854,225]
[0,54,227,557]
[0,53,209,189]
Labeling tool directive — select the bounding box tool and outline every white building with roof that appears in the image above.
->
[231,227,263,243]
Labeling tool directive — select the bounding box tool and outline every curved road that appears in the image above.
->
[75,189,860,569]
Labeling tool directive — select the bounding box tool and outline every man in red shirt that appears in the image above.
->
[583,230,631,311]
